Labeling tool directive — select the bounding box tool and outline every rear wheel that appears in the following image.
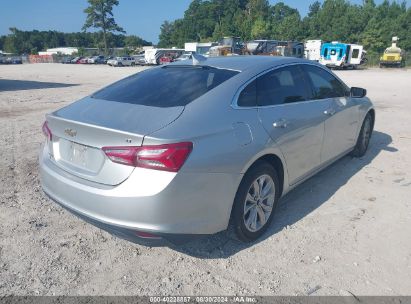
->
[351,113,373,157]
[231,161,280,242]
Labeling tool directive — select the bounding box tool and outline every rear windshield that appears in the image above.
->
[92,66,239,107]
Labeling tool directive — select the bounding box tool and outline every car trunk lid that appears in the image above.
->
[46,96,183,185]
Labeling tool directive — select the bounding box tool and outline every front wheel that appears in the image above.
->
[231,161,280,242]
[351,113,373,157]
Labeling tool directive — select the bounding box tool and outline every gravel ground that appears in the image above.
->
[0,63,410,296]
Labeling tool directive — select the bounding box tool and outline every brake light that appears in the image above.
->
[102,142,193,172]
[42,121,52,140]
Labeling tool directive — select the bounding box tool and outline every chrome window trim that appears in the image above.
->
[231,62,349,110]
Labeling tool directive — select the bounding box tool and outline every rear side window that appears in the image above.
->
[238,80,257,107]
[303,65,348,99]
[93,66,239,107]
[257,65,309,106]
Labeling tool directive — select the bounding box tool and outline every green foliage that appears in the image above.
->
[0,28,151,55]
[77,47,86,56]
[124,35,147,48]
[251,17,270,39]
[83,0,126,55]
[158,0,411,54]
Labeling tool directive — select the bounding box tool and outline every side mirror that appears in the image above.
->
[351,87,367,98]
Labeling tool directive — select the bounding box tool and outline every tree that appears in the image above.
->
[157,0,411,54]
[269,2,302,40]
[0,28,151,55]
[82,0,125,55]
[251,17,270,39]
[308,1,321,17]
[158,21,175,48]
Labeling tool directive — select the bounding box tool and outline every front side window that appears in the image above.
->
[303,65,348,99]
[352,49,360,59]
[93,66,239,107]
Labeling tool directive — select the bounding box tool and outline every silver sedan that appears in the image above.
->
[39,56,374,244]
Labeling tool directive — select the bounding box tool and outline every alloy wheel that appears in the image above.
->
[243,174,275,232]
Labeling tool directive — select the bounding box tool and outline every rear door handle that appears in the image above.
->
[273,119,288,128]
[324,108,336,116]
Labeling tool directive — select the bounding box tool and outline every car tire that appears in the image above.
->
[351,113,373,158]
[231,161,280,242]
[131,62,135,66]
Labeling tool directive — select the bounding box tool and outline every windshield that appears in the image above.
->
[92,66,239,107]
[385,48,401,54]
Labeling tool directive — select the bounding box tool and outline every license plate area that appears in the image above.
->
[69,142,88,167]
[56,138,105,174]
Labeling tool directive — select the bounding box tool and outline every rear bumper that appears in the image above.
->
[39,145,242,237]
[45,193,200,246]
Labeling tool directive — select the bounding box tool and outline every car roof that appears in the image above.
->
[170,55,310,73]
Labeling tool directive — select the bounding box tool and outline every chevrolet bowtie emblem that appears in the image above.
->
[64,128,77,137]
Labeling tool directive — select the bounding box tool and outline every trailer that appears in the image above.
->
[304,40,322,61]
[144,48,185,65]
[319,42,366,69]
[184,42,216,56]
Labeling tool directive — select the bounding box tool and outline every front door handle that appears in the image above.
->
[273,119,288,128]
[324,108,336,116]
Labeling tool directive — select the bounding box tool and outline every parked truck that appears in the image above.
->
[319,42,366,69]
[244,40,304,58]
[208,37,243,57]
[379,37,405,68]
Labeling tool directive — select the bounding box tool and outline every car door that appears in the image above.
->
[302,64,359,164]
[253,65,331,185]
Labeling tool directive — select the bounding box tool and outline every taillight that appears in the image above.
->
[102,142,193,172]
[42,121,52,140]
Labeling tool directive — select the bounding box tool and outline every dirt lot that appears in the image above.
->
[0,63,410,296]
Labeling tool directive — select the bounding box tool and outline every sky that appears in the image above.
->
[0,0,408,44]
